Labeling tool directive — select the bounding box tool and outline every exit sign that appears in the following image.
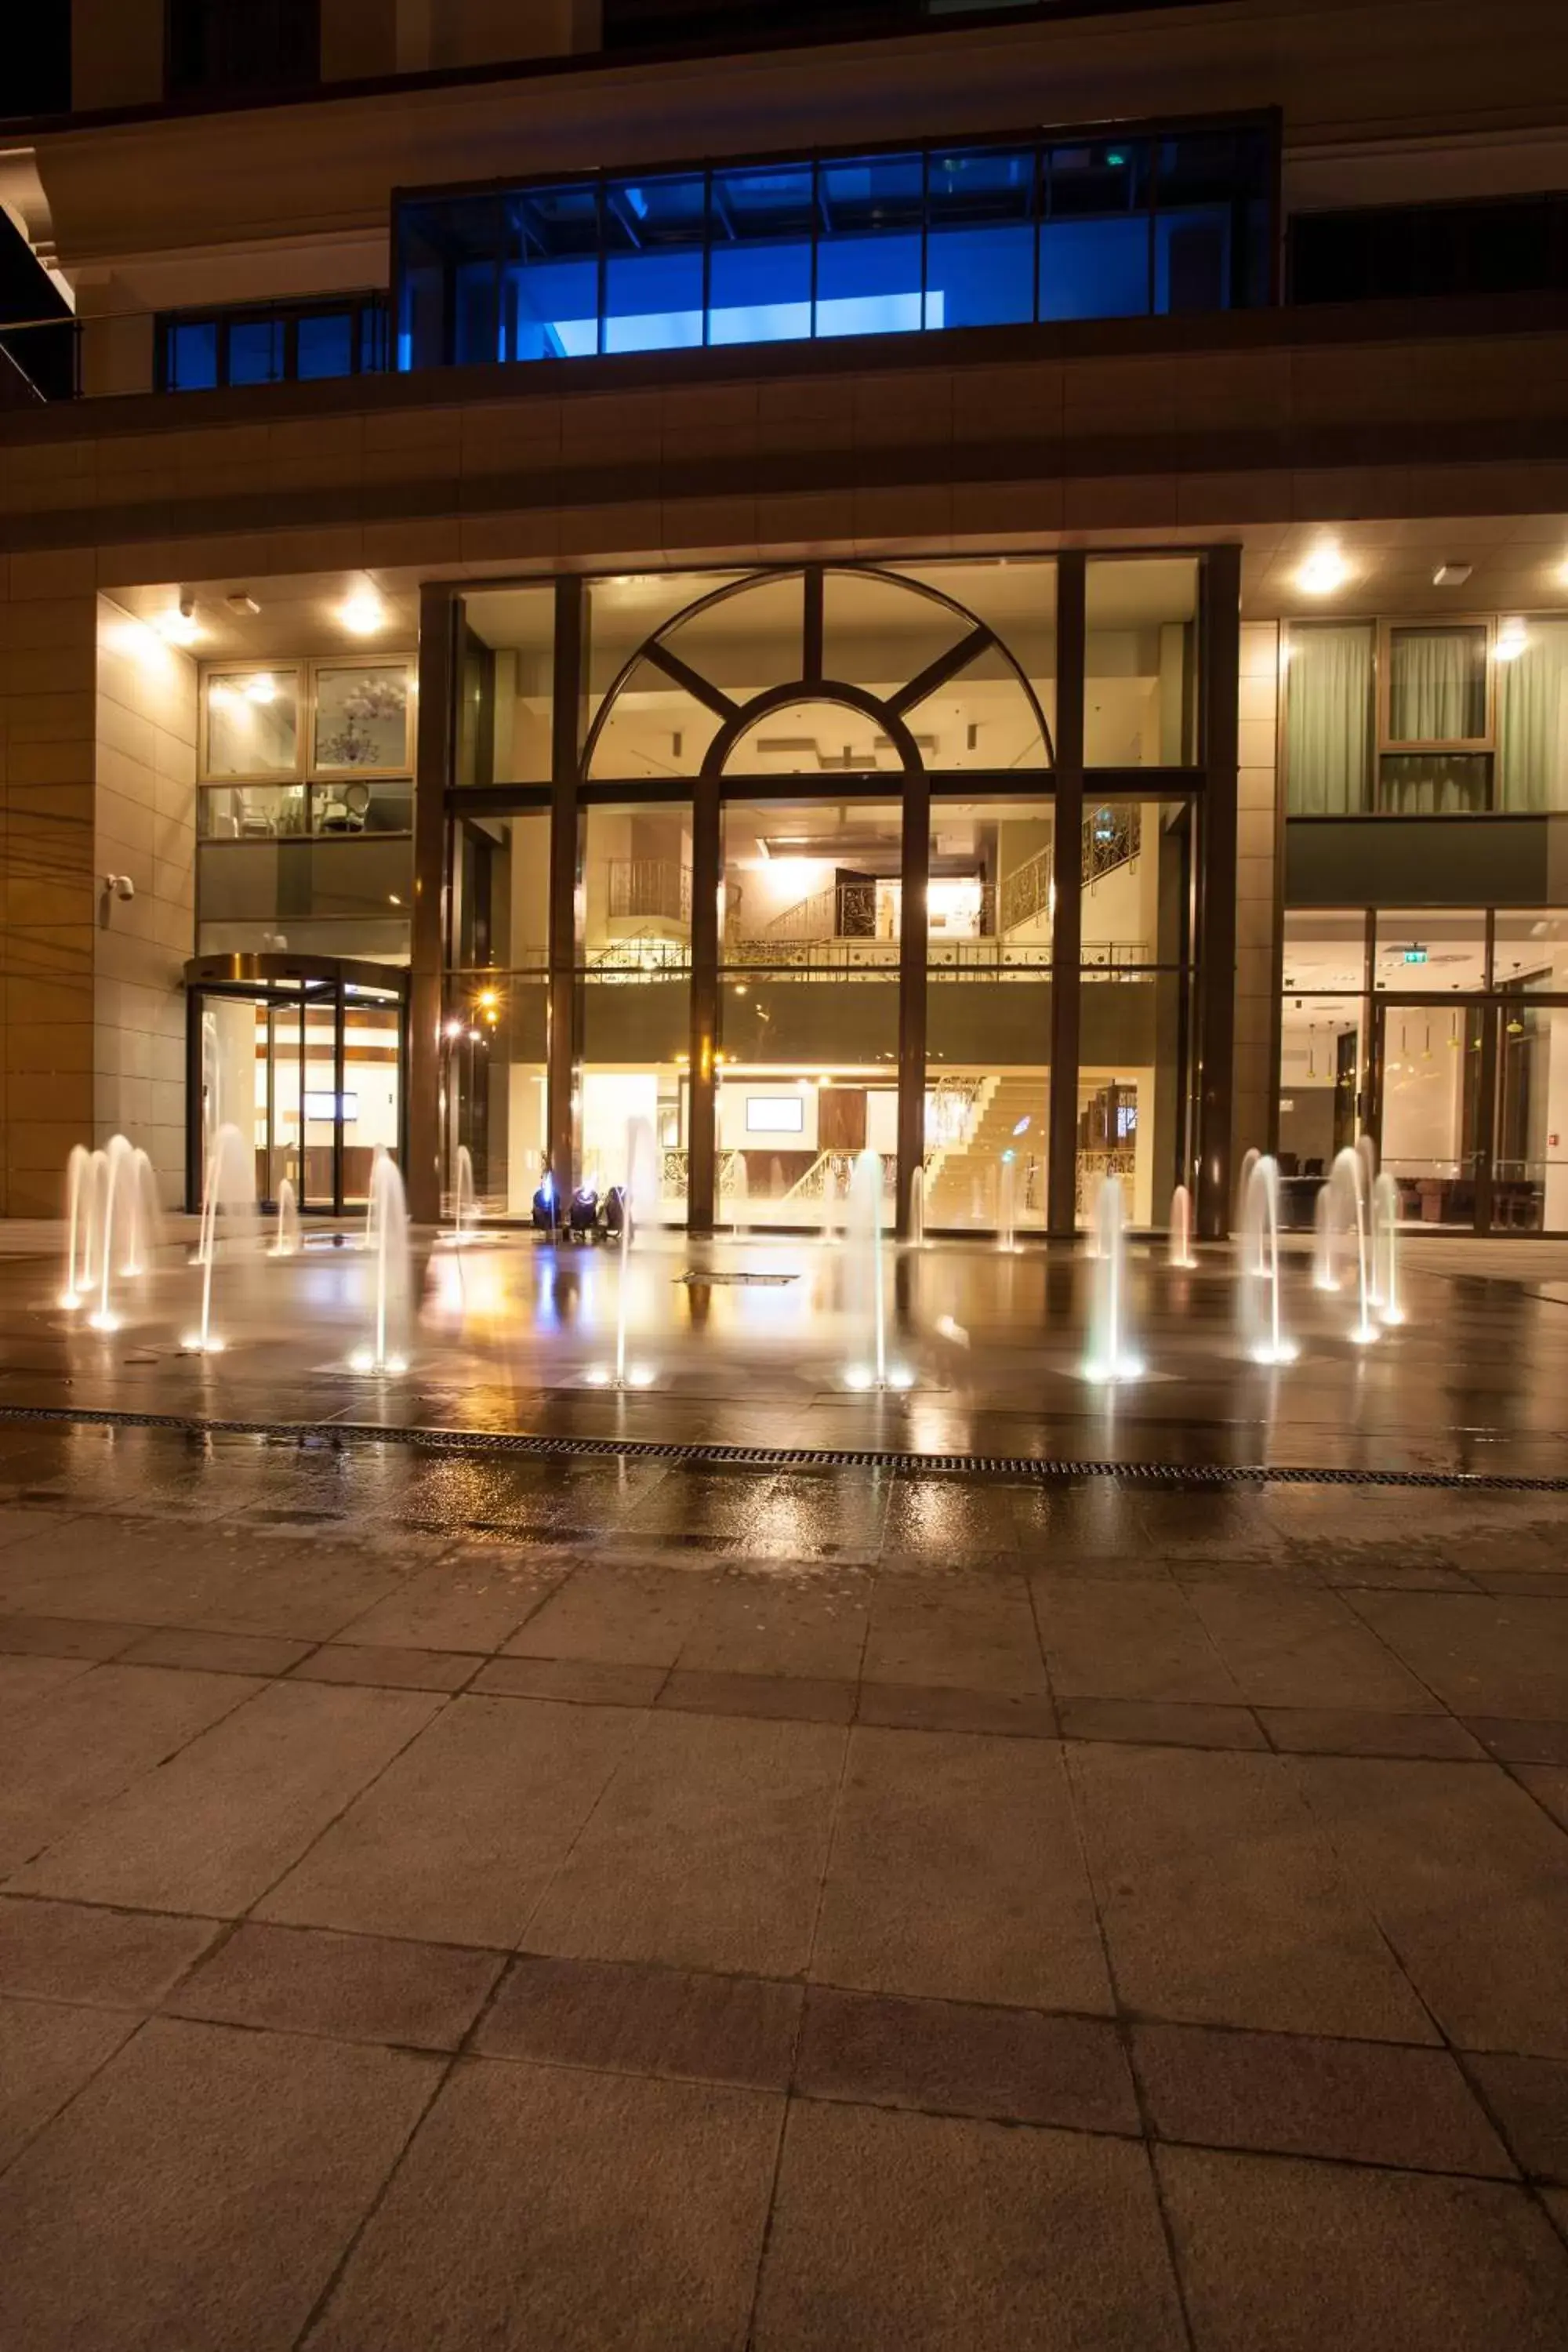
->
[1403,946,1428,964]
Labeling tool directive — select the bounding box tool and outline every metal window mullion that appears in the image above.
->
[1047,553,1087,1238]
[596,176,608,357]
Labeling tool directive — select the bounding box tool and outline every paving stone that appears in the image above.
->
[329,1553,562,1653]
[0,1995,139,2170]
[856,1681,1058,1739]
[0,1664,260,1877]
[738,1472,891,1559]
[289,1642,479,1692]
[0,2016,439,2351]
[1465,2052,1568,2183]
[1060,1696,1268,1749]
[479,1951,800,2089]
[798,1984,1138,2133]
[1293,1756,1568,2060]
[1518,1766,1568,1831]
[659,1667,855,1725]
[0,1613,143,1660]
[187,1541,416,1642]
[753,2100,1186,2350]
[0,1650,96,1719]
[168,1921,503,2050]
[469,1653,667,1705]
[1068,1744,1434,2042]
[1034,1576,1243,1703]
[0,1896,218,2009]
[1468,1718,1568,1764]
[503,1561,713,1665]
[1156,2144,1568,2352]
[1134,2020,1512,2174]
[674,1568,871,1681]
[306,2055,779,2352]
[260,1695,646,1947]
[882,1478,1021,1557]
[1350,1592,1568,1719]
[528,1710,844,1977]
[9,1681,442,1918]
[1261,1706,1483,1759]
[1184,1581,1436,1711]
[862,1575,1047,1696]
[815,1726,1112,2013]
[117,1627,314,1678]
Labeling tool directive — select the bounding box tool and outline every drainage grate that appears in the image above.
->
[0,1401,1563,1490]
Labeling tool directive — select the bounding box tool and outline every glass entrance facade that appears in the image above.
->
[438,553,1223,1235]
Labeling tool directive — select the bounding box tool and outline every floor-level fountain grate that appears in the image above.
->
[0,1401,1563,1490]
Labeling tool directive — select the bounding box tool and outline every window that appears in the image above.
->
[158,295,387,392]
[1291,193,1568,307]
[394,120,1276,372]
[1285,626,1374,815]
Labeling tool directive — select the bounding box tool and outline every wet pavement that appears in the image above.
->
[5,1225,1568,1475]
[2,1240,1568,2345]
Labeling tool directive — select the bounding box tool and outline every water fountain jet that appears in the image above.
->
[348,1152,411,1374]
[844,1149,912,1390]
[1240,1155,1298,1365]
[1372,1171,1404,1326]
[183,1123,255,1353]
[996,1153,1020,1254]
[1168,1183,1197,1271]
[1083,1174,1144,1381]
[1326,1145,1378,1345]
[268,1177,301,1258]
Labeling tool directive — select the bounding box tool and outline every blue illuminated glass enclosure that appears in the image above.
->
[394,122,1275,372]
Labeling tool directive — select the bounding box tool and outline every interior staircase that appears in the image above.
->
[923,1074,1047,1227]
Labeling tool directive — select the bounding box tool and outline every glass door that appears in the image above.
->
[1494,1000,1568,1233]
[1374,999,1486,1231]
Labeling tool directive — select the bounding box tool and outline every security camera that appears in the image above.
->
[102,874,135,902]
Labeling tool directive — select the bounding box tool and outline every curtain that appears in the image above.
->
[1285,625,1373,813]
[1388,626,1486,742]
[1498,623,1568,812]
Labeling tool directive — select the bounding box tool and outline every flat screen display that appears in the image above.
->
[304,1091,359,1123]
[745,1095,804,1135]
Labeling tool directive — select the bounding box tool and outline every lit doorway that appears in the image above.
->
[184,956,408,1217]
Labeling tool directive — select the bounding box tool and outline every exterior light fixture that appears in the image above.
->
[225,592,260,615]
[444,1018,464,1039]
[338,587,386,636]
[1495,619,1529,662]
[1298,545,1350,597]
[1432,563,1473,587]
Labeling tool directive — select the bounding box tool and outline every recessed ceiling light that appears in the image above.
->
[1432,562,1473,587]
[1298,545,1350,597]
[338,588,386,637]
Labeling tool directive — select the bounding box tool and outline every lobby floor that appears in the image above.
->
[2,1419,1568,2348]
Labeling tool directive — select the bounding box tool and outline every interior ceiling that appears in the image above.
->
[107,514,1568,669]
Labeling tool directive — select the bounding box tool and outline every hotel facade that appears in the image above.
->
[2,0,1567,1240]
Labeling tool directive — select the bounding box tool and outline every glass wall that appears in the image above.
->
[924,797,1053,1231]
[1085,559,1199,767]
[197,656,415,961]
[397,124,1275,371]
[459,590,554,786]
[579,801,692,1224]
[1077,800,1192,1225]
[1278,909,1367,1213]
[446,810,550,1217]
[720,797,902,1230]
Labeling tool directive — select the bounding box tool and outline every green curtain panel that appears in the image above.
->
[1388,625,1486,743]
[1285,625,1373,814]
[1498,623,1568,812]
